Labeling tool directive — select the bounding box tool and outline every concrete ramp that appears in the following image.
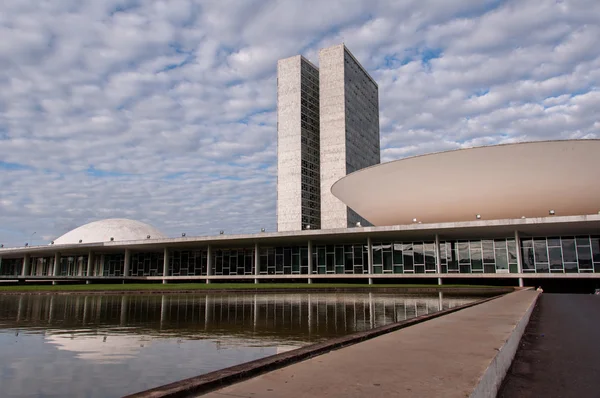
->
[201,290,538,398]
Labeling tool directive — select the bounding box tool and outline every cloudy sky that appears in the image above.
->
[1,0,599,247]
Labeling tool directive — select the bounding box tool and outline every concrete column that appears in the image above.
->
[435,234,442,286]
[162,247,170,283]
[53,252,61,276]
[123,249,131,278]
[206,245,212,284]
[254,243,259,284]
[86,252,94,277]
[99,254,105,277]
[515,230,524,287]
[367,237,373,285]
[21,254,31,277]
[307,240,313,284]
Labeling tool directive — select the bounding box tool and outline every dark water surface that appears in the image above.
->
[0,292,480,397]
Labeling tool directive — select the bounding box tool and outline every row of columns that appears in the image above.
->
[14,230,527,286]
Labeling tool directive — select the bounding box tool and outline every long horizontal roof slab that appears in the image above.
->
[1,214,599,258]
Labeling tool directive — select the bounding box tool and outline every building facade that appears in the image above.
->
[1,216,600,288]
[277,44,380,232]
[277,56,321,231]
[319,44,380,229]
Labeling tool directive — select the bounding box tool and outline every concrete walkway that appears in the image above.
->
[499,293,600,397]
[201,290,538,398]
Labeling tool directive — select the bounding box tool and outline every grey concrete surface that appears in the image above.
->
[499,293,600,398]
[201,290,538,398]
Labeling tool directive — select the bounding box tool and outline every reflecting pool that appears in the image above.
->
[0,292,481,397]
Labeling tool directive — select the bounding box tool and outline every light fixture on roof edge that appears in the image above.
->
[79,239,82,243]
[521,216,526,219]
[356,222,362,227]
[260,228,265,233]
[110,237,114,241]
[181,233,186,237]
[476,214,481,219]
[412,218,417,223]
[147,235,151,239]
[219,230,224,235]
[549,210,555,215]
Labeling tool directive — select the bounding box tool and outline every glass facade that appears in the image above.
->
[0,258,23,276]
[2,235,599,277]
[300,58,321,229]
[258,246,308,275]
[313,244,368,274]
[214,248,254,275]
[521,236,600,274]
[440,239,518,274]
[30,257,54,276]
[131,252,164,276]
[57,255,88,276]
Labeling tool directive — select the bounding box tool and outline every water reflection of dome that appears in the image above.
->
[45,333,150,364]
[53,218,167,245]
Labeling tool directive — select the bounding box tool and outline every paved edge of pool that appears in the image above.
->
[471,289,539,398]
[0,286,515,296]
[122,293,507,398]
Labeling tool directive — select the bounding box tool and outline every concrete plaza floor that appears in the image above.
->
[201,290,538,398]
[499,293,600,397]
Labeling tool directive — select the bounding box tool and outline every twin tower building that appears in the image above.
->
[277,44,381,232]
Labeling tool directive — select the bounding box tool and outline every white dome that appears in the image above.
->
[53,219,167,245]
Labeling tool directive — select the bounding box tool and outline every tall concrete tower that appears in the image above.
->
[276,55,321,232]
[319,44,380,229]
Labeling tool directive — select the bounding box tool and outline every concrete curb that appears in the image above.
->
[124,293,505,398]
[470,288,540,398]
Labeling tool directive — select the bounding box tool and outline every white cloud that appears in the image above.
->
[0,0,598,246]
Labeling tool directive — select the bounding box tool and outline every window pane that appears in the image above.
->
[536,262,549,273]
[345,253,353,272]
[547,237,561,247]
[335,247,344,266]
[495,249,508,271]
[458,242,470,264]
[577,246,593,270]
[549,247,563,271]
[576,236,590,247]
[564,262,578,273]
[534,239,548,263]
[482,240,495,263]
[393,244,403,265]
[383,251,392,272]
[353,246,362,265]
[522,247,535,271]
[507,239,518,263]
[373,246,383,265]
[403,244,413,270]
[413,243,424,265]
[561,239,577,262]
[591,238,600,262]
[471,246,483,271]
